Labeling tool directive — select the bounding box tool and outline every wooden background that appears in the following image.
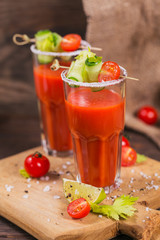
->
[0,1,160,240]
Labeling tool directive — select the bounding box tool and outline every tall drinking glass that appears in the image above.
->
[30,40,90,156]
[62,67,127,191]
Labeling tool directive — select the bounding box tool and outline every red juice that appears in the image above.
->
[65,88,125,187]
[33,64,72,153]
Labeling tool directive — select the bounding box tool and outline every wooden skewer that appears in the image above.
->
[80,45,102,51]
[120,76,139,81]
[12,33,102,51]
[50,61,139,81]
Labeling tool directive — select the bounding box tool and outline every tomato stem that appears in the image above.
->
[33,151,42,158]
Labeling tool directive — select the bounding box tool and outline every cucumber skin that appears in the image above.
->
[85,61,102,83]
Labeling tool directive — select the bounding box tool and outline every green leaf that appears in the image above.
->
[136,153,147,163]
[19,169,30,178]
[91,195,138,220]
[85,56,102,66]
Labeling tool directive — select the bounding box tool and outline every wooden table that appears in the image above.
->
[0,110,160,240]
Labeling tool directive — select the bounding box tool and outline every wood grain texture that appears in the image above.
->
[0,146,160,240]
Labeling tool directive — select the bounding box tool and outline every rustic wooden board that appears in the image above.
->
[0,146,160,240]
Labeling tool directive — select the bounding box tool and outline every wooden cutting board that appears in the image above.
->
[0,146,160,240]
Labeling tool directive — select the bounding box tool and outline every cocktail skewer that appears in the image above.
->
[50,60,139,81]
[12,33,102,51]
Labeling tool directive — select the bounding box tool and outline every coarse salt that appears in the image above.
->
[27,178,31,183]
[59,171,64,175]
[43,186,50,192]
[98,215,103,218]
[62,164,67,169]
[36,181,39,184]
[53,181,57,184]
[23,194,29,199]
[5,185,14,192]
[45,176,50,181]
[53,195,60,199]
[66,161,71,165]
[131,169,135,173]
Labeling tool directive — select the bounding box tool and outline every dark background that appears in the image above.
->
[0,0,160,240]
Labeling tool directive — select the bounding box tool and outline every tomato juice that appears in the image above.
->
[65,88,125,188]
[33,64,72,153]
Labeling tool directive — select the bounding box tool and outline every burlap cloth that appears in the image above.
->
[82,0,160,148]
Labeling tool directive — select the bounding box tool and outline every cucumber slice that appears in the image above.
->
[38,55,53,64]
[91,87,105,92]
[52,32,62,52]
[67,60,85,82]
[85,61,102,82]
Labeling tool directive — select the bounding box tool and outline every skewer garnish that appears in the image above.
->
[12,33,102,51]
[50,59,139,81]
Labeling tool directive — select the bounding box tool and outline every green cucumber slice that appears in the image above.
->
[91,87,105,92]
[51,32,62,52]
[38,55,53,64]
[85,61,102,82]
[67,60,85,82]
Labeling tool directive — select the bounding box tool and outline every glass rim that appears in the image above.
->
[61,66,127,87]
[30,40,91,57]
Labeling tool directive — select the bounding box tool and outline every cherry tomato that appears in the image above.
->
[137,106,158,125]
[60,34,81,51]
[98,61,120,82]
[121,146,137,167]
[122,136,130,147]
[67,198,90,219]
[24,152,50,178]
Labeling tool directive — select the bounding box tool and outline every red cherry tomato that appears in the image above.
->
[67,198,90,219]
[121,146,137,167]
[60,34,81,51]
[24,152,50,178]
[98,61,120,82]
[137,106,158,125]
[122,136,130,147]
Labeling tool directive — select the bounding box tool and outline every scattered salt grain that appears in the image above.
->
[36,181,39,184]
[66,161,71,165]
[131,169,135,173]
[43,186,50,192]
[146,207,150,212]
[146,216,149,219]
[62,164,67,169]
[107,197,110,200]
[132,189,136,193]
[59,171,64,175]
[45,176,50,181]
[47,218,51,222]
[154,173,158,177]
[153,185,159,190]
[23,194,29,199]
[27,178,31,183]
[5,185,14,192]
[27,184,31,188]
[40,176,45,181]
[53,181,57,184]
[98,215,103,218]
[53,195,60,199]
[142,220,145,223]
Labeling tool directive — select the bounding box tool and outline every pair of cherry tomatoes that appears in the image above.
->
[121,136,137,167]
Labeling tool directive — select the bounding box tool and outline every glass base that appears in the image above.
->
[42,139,73,157]
[76,175,121,194]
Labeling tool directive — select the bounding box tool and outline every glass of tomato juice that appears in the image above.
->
[30,41,90,156]
[62,67,127,190]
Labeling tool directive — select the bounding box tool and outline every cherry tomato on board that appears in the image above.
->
[98,61,120,82]
[122,136,130,147]
[60,34,81,52]
[137,106,158,125]
[121,146,137,167]
[67,198,91,219]
[24,152,50,178]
